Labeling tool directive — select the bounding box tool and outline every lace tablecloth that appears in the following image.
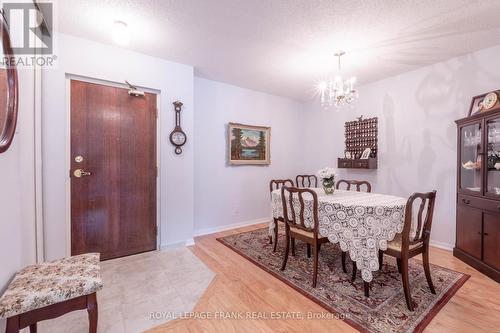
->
[270,188,407,282]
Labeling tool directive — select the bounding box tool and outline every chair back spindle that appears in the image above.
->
[336,179,372,193]
[296,175,318,188]
[281,186,319,237]
[269,179,294,198]
[402,191,437,248]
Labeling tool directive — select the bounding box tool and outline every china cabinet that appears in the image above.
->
[454,109,500,282]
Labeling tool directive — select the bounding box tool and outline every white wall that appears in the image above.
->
[38,33,500,258]
[302,44,500,249]
[41,33,195,260]
[193,77,305,234]
[0,68,37,329]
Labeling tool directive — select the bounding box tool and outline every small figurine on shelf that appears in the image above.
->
[462,160,481,170]
[361,148,371,159]
[487,151,500,169]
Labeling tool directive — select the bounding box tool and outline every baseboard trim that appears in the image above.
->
[159,240,192,251]
[166,219,452,251]
[159,219,269,250]
[430,240,454,251]
[194,217,270,237]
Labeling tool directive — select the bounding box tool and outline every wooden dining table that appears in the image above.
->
[270,188,407,282]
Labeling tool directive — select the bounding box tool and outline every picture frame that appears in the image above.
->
[345,151,351,159]
[228,122,271,165]
[0,15,19,154]
[361,148,371,159]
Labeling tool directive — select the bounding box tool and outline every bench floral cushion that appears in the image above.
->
[0,253,103,319]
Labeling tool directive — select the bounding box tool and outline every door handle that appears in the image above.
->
[73,169,92,178]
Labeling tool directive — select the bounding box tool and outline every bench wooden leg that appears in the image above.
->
[4,293,99,333]
[87,293,98,333]
[6,316,20,333]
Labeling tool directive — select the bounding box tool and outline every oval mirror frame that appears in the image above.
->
[0,12,19,154]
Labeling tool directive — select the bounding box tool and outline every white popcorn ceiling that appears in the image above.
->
[53,0,500,101]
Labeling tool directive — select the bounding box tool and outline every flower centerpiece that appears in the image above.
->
[317,167,337,195]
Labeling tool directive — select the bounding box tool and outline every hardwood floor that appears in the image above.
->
[148,223,500,333]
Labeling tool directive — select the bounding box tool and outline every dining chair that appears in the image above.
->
[269,179,294,252]
[336,179,372,192]
[296,174,318,188]
[379,190,437,311]
[280,186,329,288]
[336,179,372,275]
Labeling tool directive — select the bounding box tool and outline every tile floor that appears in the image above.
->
[38,248,214,333]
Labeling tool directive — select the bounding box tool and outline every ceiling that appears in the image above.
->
[53,0,500,101]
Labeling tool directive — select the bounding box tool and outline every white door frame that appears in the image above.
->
[64,74,162,256]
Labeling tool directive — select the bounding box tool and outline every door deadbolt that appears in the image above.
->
[74,155,84,163]
[73,169,92,178]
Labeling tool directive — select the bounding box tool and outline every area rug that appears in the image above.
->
[217,228,469,333]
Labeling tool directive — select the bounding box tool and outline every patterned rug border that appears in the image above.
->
[216,228,470,333]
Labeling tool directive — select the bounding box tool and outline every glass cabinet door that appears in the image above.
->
[459,122,482,194]
[486,117,500,197]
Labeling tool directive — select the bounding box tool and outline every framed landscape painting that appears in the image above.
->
[228,123,271,165]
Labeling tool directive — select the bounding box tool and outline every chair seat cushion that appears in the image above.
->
[0,253,103,319]
[290,227,328,239]
[387,234,421,252]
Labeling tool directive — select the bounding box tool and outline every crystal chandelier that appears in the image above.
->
[318,51,358,108]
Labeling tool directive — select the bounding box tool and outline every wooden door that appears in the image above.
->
[70,80,157,260]
[456,205,482,259]
[483,213,500,270]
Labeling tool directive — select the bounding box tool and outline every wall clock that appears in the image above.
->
[169,101,187,154]
[482,92,498,110]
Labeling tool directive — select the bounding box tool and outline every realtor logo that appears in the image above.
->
[2,2,53,54]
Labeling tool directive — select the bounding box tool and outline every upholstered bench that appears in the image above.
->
[0,253,103,333]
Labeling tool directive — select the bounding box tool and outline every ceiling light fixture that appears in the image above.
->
[318,51,358,108]
[112,20,130,45]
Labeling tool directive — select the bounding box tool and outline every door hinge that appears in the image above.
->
[155,108,158,119]
[156,166,158,177]
[154,225,158,236]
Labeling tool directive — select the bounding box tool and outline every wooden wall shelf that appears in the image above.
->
[338,158,377,169]
[338,116,378,169]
